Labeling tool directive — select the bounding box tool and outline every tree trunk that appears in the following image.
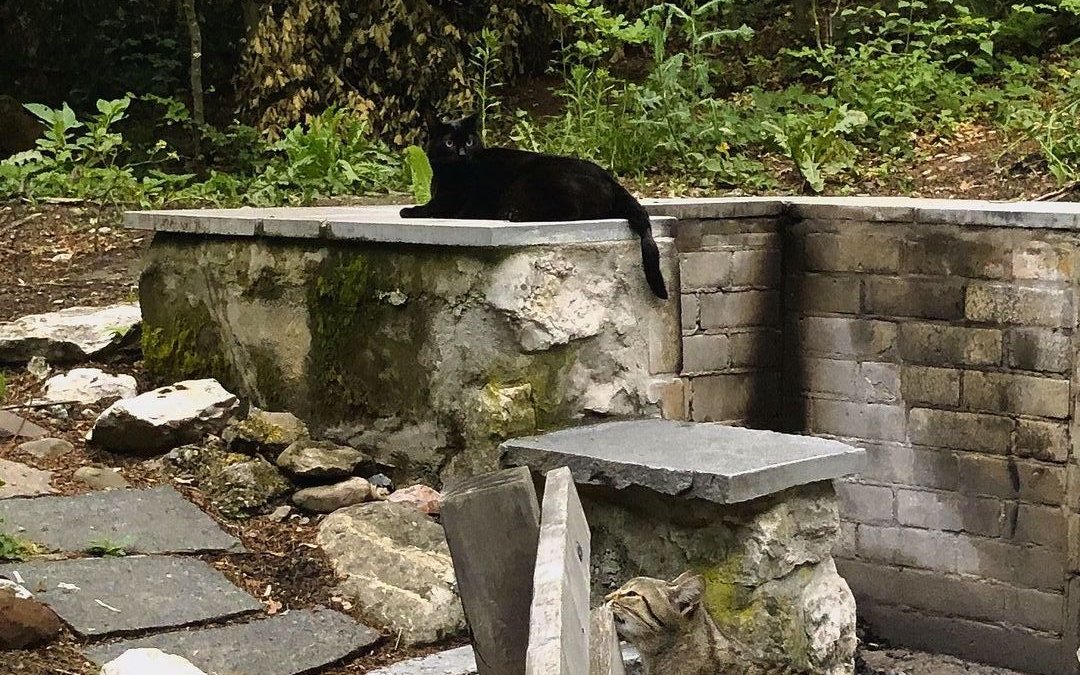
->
[181,0,204,125]
[792,0,814,42]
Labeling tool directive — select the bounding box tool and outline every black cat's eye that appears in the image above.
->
[465,137,475,147]
[444,138,454,148]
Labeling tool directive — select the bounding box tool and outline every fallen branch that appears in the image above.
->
[1033,180,1080,201]
[1,400,81,411]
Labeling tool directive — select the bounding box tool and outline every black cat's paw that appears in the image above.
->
[399,205,423,218]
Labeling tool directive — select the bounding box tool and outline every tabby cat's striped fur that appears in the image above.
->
[606,572,804,675]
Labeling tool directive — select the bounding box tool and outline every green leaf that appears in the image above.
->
[404,145,433,204]
[979,39,994,55]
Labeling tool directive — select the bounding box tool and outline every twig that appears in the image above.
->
[1032,180,1080,202]
[1,400,80,411]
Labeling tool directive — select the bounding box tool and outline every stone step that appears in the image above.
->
[0,555,262,638]
[0,485,242,554]
[85,607,381,675]
[366,644,643,675]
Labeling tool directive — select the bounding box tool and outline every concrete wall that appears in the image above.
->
[643,197,1080,675]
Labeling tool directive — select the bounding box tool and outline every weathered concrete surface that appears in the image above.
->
[90,379,239,455]
[0,485,242,553]
[85,607,380,675]
[0,303,141,364]
[316,501,465,645]
[502,420,865,505]
[526,468,590,675]
[0,555,261,637]
[442,467,540,675]
[0,457,55,498]
[137,234,679,483]
[580,481,855,674]
[589,605,627,675]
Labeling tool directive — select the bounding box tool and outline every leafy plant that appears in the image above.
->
[85,538,130,557]
[404,146,433,204]
[764,105,868,192]
[0,519,34,561]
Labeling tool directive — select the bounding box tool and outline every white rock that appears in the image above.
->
[0,303,141,363]
[293,477,388,513]
[100,648,207,675]
[26,356,50,381]
[0,457,55,498]
[43,368,138,405]
[0,578,33,600]
[90,379,239,455]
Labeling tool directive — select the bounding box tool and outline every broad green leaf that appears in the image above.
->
[404,145,433,204]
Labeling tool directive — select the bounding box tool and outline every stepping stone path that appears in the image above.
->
[0,485,380,674]
[0,458,56,499]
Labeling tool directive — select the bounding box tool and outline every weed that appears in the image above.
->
[85,538,131,557]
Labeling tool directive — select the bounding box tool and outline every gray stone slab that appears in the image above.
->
[0,485,242,554]
[367,644,643,675]
[589,605,627,675]
[0,555,261,637]
[0,410,48,440]
[526,467,590,675]
[84,606,381,675]
[641,197,784,219]
[501,420,866,505]
[125,205,674,246]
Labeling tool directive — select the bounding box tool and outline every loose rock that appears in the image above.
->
[26,356,50,381]
[223,409,308,456]
[0,411,47,440]
[293,477,388,513]
[100,648,208,675]
[368,473,394,492]
[16,437,74,460]
[0,458,55,499]
[167,443,291,518]
[387,484,442,516]
[90,379,239,455]
[0,589,63,650]
[276,440,371,481]
[73,466,131,491]
[317,501,465,645]
[44,368,138,405]
[0,303,141,364]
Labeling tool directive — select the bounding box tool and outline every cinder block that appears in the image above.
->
[797,316,897,360]
[836,481,895,524]
[835,520,858,558]
[1014,420,1069,463]
[863,276,965,320]
[681,294,699,332]
[958,454,1020,500]
[682,333,730,374]
[1008,587,1065,633]
[859,362,900,404]
[955,536,1064,591]
[805,232,900,273]
[799,358,857,397]
[895,527,960,573]
[1013,242,1073,281]
[856,524,900,564]
[789,274,861,314]
[699,290,780,329]
[910,408,1013,454]
[897,489,963,531]
[730,248,780,288]
[901,366,961,406]
[809,399,905,442]
[901,235,1011,279]
[961,371,1069,419]
[727,330,781,368]
[1007,328,1071,374]
[680,251,731,291]
[859,443,959,491]
[1012,503,1067,551]
[899,322,1002,367]
[965,282,1074,328]
[959,496,1006,538]
[1014,461,1066,506]
[690,372,777,423]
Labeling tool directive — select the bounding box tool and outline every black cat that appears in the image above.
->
[399,114,668,299]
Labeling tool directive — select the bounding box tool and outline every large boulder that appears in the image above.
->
[316,501,465,645]
[0,589,63,650]
[43,368,138,405]
[223,408,309,456]
[90,379,239,455]
[276,440,371,481]
[166,442,291,518]
[101,648,207,675]
[0,303,141,364]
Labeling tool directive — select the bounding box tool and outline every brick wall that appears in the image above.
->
[643,197,1080,675]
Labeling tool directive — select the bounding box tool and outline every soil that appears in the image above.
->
[1,131,1068,673]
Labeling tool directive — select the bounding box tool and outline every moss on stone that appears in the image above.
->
[243,266,286,301]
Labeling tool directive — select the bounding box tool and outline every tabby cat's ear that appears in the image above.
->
[669,572,705,616]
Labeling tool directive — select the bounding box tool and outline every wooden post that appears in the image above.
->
[526,467,591,675]
[442,467,540,675]
[589,605,627,675]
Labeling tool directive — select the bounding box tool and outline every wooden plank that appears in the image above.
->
[525,466,591,675]
[442,467,540,675]
[589,605,627,675]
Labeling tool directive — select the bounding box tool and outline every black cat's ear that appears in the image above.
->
[669,572,705,616]
[461,112,480,132]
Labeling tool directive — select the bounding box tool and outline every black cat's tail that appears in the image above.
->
[614,187,668,300]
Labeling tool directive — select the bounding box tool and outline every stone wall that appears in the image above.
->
[642,198,1080,675]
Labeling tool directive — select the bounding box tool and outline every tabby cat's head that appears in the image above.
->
[425,113,483,164]
[606,572,706,649]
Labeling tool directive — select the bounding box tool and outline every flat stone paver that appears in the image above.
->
[366,644,644,675]
[0,457,55,498]
[85,607,381,675]
[0,485,242,553]
[501,419,866,504]
[0,555,261,637]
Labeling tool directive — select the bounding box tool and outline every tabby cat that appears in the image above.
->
[607,572,803,675]
[399,113,668,299]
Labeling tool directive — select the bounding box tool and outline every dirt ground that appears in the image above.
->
[1,136,1067,673]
